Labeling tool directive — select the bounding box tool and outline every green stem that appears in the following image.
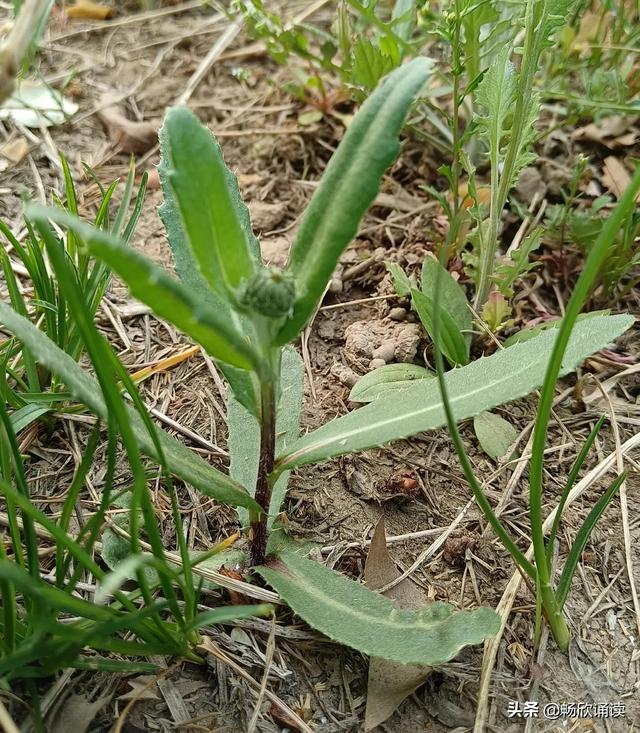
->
[474,0,543,309]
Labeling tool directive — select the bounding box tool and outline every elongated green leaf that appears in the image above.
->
[349,363,433,403]
[27,206,258,372]
[412,289,468,366]
[0,303,261,513]
[231,346,305,527]
[9,403,51,433]
[158,122,261,415]
[185,604,271,633]
[556,472,624,609]
[276,314,634,470]
[277,57,432,344]
[159,106,258,296]
[257,550,499,665]
[420,259,472,351]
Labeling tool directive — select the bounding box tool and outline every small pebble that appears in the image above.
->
[329,276,343,293]
[388,307,407,321]
[369,358,386,370]
[372,341,396,363]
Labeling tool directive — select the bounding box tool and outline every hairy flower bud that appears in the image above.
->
[239,267,296,318]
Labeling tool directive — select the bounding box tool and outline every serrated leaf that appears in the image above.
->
[159,107,258,297]
[276,314,634,469]
[0,303,261,513]
[231,346,304,527]
[412,288,468,366]
[28,206,258,372]
[277,57,432,344]
[257,550,499,665]
[349,363,434,403]
[473,411,518,460]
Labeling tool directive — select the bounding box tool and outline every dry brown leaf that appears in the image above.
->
[572,115,639,148]
[66,0,115,20]
[363,518,431,730]
[50,692,113,733]
[97,105,157,154]
[117,674,160,702]
[601,156,632,199]
[0,136,29,164]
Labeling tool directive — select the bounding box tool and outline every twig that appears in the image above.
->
[200,636,314,733]
[175,21,242,106]
[247,615,277,733]
[378,499,474,593]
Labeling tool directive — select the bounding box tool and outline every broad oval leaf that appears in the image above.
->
[349,363,434,403]
[276,57,433,344]
[28,206,259,372]
[420,259,472,352]
[276,314,634,470]
[412,288,468,367]
[257,550,499,665]
[159,106,258,297]
[473,411,518,460]
[0,302,262,513]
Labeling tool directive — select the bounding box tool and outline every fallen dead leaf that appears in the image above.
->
[572,115,639,148]
[0,136,29,164]
[97,105,157,154]
[117,675,160,702]
[66,0,115,20]
[50,692,113,733]
[363,518,431,730]
[601,156,632,199]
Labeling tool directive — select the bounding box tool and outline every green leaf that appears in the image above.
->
[9,403,51,433]
[232,346,305,527]
[27,206,258,372]
[158,112,261,415]
[349,363,433,403]
[185,604,272,633]
[473,411,518,460]
[276,314,634,470]
[277,57,432,344]
[385,261,416,297]
[0,303,261,513]
[421,259,472,350]
[159,107,258,297]
[257,550,499,665]
[503,311,611,347]
[556,472,624,609]
[412,289,468,367]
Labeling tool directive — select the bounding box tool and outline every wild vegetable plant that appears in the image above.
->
[232,0,420,101]
[431,167,640,649]
[0,59,634,663]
